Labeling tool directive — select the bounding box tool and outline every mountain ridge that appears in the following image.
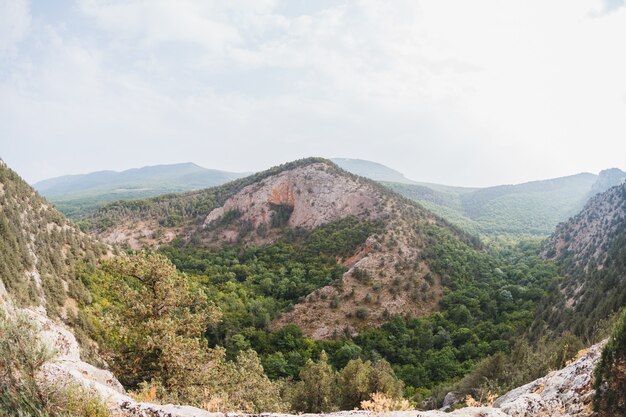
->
[33,162,250,218]
[535,182,626,341]
[82,158,482,338]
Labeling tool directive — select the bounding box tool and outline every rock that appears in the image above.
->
[442,391,462,410]
[493,342,605,416]
[202,162,383,232]
[18,304,607,417]
[23,307,129,404]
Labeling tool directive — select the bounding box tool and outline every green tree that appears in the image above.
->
[97,252,221,389]
[289,351,338,412]
[338,358,404,410]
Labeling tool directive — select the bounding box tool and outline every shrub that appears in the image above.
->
[338,358,404,410]
[360,392,412,412]
[355,307,369,320]
[0,310,111,417]
[594,308,626,415]
[287,351,338,413]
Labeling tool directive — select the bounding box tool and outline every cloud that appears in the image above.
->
[599,0,625,15]
[1,0,626,186]
[0,0,31,54]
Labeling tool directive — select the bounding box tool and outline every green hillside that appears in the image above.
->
[34,162,249,218]
[328,158,626,237]
[387,171,626,236]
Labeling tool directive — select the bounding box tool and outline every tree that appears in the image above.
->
[288,351,338,412]
[94,252,287,412]
[98,252,221,389]
[338,358,404,410]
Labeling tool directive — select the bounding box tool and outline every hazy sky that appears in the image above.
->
[1,0,626,186]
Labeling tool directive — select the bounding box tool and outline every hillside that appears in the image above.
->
[0,159,131,415]
[34,162,248,218]
[79,158,573,400]
[536,182,626,340]
[330,158,417,184]
[0,160,108,316]
[388,170,626,236]
[84,158,474,338]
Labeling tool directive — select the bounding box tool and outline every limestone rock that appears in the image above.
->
[493,342,604,416]
[203,162,383,233]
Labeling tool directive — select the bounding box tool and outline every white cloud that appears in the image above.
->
[0,0,31,53]
[1,0,625,186]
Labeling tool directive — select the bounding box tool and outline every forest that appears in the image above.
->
[71,215,592,412]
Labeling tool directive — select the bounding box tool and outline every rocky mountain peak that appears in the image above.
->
[202,161,388,243]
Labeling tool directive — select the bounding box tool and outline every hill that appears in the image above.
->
[536,182,626,341]
[83,158,478,338]
[387,170,625,236]
[330,158,417,184]
[0,159,131,415]
[33,162,249,218]
[0,160,108,316]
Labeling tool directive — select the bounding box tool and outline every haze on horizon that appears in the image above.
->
[1,0,626,187]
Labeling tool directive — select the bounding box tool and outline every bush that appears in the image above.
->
[338,358,404,410]
[594,308,626,415]
[0,310,111,417]
[355,307,369,320]
[287,351,338,413]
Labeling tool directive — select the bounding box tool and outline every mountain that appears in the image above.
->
[328,158,626,236]
[0,160,108,316]
[84,158,485,338]
[587,167,626,198]
[33,162,249,218]
[330,158,417,184]
[537,182,626,340]
[388,170,626,236]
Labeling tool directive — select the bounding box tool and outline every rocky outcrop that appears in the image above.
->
[24,307,129,404]
[492,342,603,416]
[202,162,384,236]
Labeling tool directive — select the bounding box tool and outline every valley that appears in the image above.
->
[1,157,626,416]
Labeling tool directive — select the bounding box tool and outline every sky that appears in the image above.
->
[1,0,626,187]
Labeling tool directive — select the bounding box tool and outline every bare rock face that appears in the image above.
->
[493,342,604,416]
[20,307,129,404]
[203,162,384,237]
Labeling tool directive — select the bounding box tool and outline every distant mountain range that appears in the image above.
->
[333,159,626,236]
[329,158,416,184]
[34,162,249,217]
[35,158,626,236]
